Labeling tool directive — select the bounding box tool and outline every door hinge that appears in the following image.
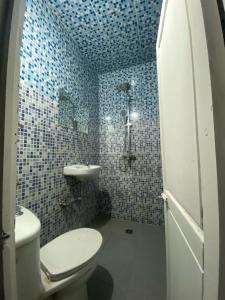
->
[161,193,168,208]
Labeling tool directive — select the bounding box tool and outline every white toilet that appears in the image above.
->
[15,206,102,300]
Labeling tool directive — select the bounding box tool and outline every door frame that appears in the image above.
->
[0,0,26,299]
[157,0,225,299]
[202,1,225,299]
[0,2,15,299]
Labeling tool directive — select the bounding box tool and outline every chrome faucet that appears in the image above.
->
[86,161,90,167]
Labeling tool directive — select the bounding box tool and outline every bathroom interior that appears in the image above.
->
[15,0,165,299]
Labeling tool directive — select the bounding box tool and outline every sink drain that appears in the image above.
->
[125,229,133,234]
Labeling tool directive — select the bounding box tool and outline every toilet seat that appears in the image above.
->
[40,228,102,281]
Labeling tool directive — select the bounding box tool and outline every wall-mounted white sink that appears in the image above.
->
[63,164,101,180]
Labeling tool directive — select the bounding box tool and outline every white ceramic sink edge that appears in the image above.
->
[63,164,101,180]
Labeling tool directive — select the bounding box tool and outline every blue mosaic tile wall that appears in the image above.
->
[47,0,162,73]
[17,0,100,245]
[98,62,164,225]
[17,0,164,244]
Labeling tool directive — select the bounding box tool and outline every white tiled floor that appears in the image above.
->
[88,217,166,300]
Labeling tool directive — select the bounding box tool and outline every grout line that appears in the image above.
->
[133,0,142,53]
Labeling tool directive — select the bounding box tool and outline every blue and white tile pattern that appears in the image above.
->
[47,0,162,73]
[98,62,163,225]
[17,0,163,245]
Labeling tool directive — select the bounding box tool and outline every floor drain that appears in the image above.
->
[125,229,133,234]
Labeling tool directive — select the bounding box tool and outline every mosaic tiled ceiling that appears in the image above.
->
[48,0,162,73]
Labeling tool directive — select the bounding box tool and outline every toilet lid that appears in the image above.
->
[40,228,102,281]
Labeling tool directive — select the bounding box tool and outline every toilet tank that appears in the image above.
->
[15,206,42,300]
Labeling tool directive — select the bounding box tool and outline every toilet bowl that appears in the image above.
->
[15,206,102,300]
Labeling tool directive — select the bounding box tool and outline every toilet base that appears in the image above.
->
[50,264,95,300]
[41,262,96,300]
[54,284,88,300]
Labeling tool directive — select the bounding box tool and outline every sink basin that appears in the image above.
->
[63,164,101,180]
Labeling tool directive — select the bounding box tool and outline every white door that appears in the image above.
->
[1,0,25,299]
[157,0,225,299]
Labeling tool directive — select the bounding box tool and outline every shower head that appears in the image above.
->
[115,82,131,93]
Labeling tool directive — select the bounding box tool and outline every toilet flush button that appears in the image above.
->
[16,206,23,216]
